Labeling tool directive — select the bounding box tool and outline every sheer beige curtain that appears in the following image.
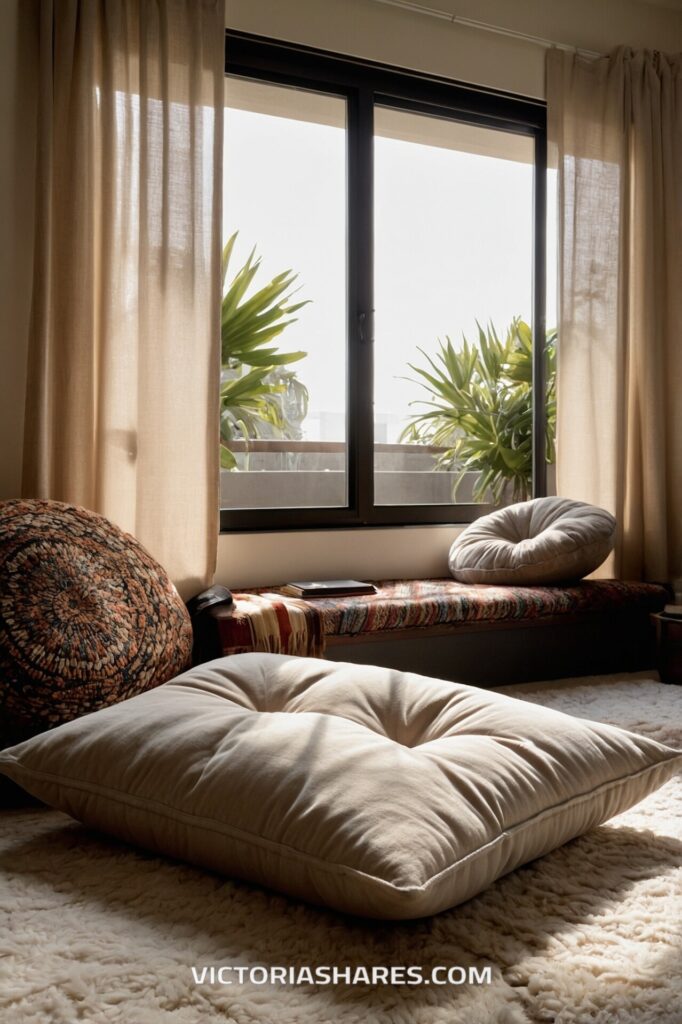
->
[22,0,224,599]
[547,47,682,582]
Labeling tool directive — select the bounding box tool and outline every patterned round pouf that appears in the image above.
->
[0,499,193,746]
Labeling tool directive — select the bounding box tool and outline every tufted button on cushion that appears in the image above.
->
[0,499,193,745]
[448,496,616,585]
[1,653,679,919]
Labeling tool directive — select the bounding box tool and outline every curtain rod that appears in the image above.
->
[370,0,602,59]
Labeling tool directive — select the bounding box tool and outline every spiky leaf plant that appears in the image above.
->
[220,233,310,469]
[400,318,556,503]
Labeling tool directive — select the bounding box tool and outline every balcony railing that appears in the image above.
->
[221,440,475,508]
[221,440,450,454]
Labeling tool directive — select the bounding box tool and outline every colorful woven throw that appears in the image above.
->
[212,592,324,658]
[208,578,668,660]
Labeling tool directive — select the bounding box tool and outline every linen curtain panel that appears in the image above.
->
[547,47,682,582]
[22,0,224,599]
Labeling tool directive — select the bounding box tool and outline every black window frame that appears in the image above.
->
[221,31,547,533]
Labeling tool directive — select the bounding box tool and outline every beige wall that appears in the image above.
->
[216,524,459,588]
[3,1,682,586]
[226,0,682,100]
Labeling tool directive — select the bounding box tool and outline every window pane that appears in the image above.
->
[222,78,347,510]
[374,107,536,507]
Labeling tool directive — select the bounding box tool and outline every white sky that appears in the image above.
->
[224,89,557,443]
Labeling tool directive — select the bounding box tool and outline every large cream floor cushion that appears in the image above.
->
[1,654,680,919]
[449,496,616,584]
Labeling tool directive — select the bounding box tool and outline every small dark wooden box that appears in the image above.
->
[652,612,682,685]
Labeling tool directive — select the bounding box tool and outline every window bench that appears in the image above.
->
[194,579,668,686]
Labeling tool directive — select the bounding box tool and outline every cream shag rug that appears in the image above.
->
[1,673,681,1024]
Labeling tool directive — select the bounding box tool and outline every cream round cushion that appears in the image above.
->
[448,497,616,585]
[1,653,679,920]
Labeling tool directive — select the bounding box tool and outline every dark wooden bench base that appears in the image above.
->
[325,610,658,685]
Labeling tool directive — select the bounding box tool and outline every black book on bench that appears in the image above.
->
[281,580,377,598]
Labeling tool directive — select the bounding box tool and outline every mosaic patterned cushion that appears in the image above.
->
[0,499,193,745]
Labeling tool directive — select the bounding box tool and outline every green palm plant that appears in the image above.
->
[220,232,310,469]
[400,318,557,504]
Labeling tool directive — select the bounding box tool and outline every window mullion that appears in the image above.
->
[347,86,375,524]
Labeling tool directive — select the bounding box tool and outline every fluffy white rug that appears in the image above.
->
[1,673,681,1024]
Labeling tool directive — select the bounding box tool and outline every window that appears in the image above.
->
[222,34,552,531]
[223,79,348,510]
